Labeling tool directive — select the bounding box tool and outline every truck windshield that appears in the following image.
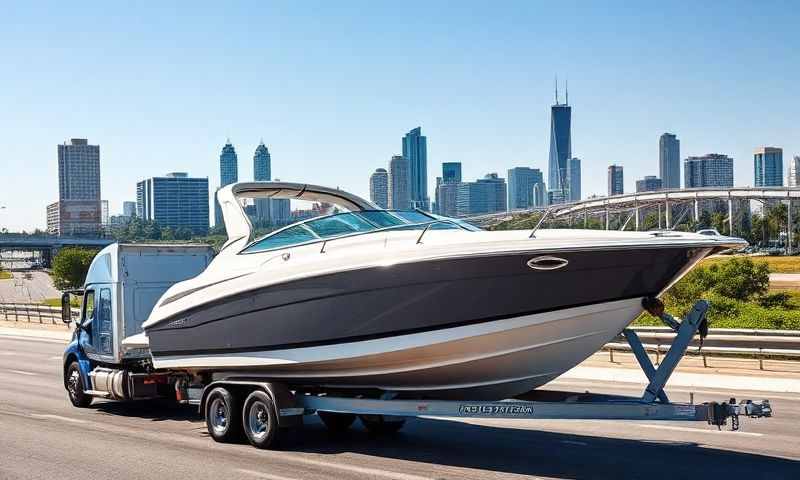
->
[241,210,479,253]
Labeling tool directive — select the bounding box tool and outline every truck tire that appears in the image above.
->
[205,387,243,443]
[318,411,356,433]
[242,390,280,449]
[359,414,406,435]
[65,361,92,408]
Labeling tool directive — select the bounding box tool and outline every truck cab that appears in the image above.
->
[62,243,214,407]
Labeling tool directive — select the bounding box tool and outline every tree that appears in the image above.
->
[51,247,99,290]
[175,227,193,240]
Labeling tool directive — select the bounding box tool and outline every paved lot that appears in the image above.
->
[1,335,798,479]
[0,270,61,303]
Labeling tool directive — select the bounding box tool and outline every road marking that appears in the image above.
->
[50,355,62,360]
[6,369,37,376]
[636,423,764,437]
[236,469,302,480]
[273,456,433,480]
[560,440,588,446]
[30,414,88,424]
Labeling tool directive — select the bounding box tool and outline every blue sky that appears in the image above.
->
[1,0,798,231]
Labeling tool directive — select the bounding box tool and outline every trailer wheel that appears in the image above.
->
[65,362,92,408]
[359,415,406,435]
[318,411,356,433]
[205,387,242,443]
[242,390,281,449]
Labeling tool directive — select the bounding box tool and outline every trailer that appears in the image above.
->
[61,244,772,450]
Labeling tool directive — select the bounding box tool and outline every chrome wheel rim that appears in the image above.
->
[209,398,228,434]
[247,401,269,441]
[67,369,80,399]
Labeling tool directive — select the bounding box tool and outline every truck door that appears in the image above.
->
[81,286,114,359]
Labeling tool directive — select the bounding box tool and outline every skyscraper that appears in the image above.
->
[754,147,783,187]
[507,167,545,210]
[253,141,272,224]
[215,140,239,227]
[568,157,581,201]
[608,165,623,196]
[388,155,411,210]
[136,172,210,234]
[456,173,507,216]
[434,162,463,215]
[53,138,102,236]
[402,127,429,210]
[122,201,137,218]
[442,162,462,184]
[789,156,800,187]
[636,175,663,192]
[369,168,389,209]
[684,154,734,187]
[659,133,680,189]
[548,82,571,203]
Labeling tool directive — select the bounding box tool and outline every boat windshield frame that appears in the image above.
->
[239,209,479,255]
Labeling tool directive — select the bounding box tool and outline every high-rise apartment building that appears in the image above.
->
[754,147,783,187]
[608,165,624,196]
[52,138,102,236]
[684,154,734,188]
[122,201,136,218]
[456,173,507,216]
[507,167,545,210]
[101,200,109,227]
[252,141,272,225]
[402,127,429,210]
[568,157,581,201]
[388,155,411,210]
[215,140,239,227]
[136,172,210,234]
[789,156,800,187]
[369,168,389,209]
[659,133,680,189]
[636,175,663,192]
[548,83,572,203]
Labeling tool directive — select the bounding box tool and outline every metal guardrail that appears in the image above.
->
[0,302,78,325]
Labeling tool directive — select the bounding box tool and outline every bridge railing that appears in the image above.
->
[0,302,79,325]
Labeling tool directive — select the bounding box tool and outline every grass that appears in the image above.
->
[42,297,80,308]
[0,270,12,280]
[701,255,800,274]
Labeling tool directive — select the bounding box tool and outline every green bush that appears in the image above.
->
[51,247,99,290]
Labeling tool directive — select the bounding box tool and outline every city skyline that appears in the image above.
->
[1,2,798,230]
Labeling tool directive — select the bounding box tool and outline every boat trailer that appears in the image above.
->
[198,300,772,449]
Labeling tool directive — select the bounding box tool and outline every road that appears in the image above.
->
[0,270,61,303]
[1,335,798,480]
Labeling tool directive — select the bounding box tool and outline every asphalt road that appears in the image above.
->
[0,270,61,303]
[1,335,798,480]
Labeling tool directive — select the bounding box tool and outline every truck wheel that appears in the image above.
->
[65,362,92,408]
[242,390,280,449]
[318,411,356,433]
[205,387,242,443]
[359,415,406,435]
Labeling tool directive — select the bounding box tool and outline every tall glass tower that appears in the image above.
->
[754,147,783,187]
[402,127,428,210]
[659,133,680,189]
[215,140,239,228]
[548,83,572,204]
[253,141,272,225]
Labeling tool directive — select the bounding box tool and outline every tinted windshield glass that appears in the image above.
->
[241,210,476,253]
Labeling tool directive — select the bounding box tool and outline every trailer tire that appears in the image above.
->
[65,361,92,408]
[318,411,356,433]
[242,390,281,449]
[359,415,406,435]
[205,387,242,443]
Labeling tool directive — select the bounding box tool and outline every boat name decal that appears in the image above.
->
[458,404,534,417]
[166,317,189,328]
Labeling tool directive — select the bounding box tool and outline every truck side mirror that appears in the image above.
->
[61,293,73,324]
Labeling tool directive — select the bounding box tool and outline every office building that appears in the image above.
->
[437,182,459,217]
[659,133,680,189]
[789,156,800,187]
[456,173,507,216]
[52,138,102,236]
[507,167,545,210]
[215,140,239,227]
[369,168,389,209]
[389,154,411,210]
[434,162,462,214]
[568,157,581,201]
[46,202,60,235]
[684,154,734,188]
[636,175,662,192]
[101,200,109,227]
[442,162,462,184]
[253,141,272,225]
[608,165,624,196]
[122,201,136,218]
[548,82,572,203]
[136,172,210,234]
[754,147,783,187]
[402,127,429,210]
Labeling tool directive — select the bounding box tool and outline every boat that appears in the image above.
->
[141,181,745,400]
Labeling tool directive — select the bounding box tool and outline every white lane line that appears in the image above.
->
[636,423,764,437]
[235,468,302,480]
[30,414,88,424]
[0,334,69,344]
[6,369,37,376]
[273,456,433,480]
[560,440,588,446]
[50,356,62,360]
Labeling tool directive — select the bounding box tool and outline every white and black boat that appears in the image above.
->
[141,182,744,400]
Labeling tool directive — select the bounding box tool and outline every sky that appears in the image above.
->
[1,0,798,231]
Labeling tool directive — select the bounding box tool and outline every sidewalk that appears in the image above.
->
[0,320,72,341]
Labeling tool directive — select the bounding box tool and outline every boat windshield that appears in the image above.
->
[241,210,480,254]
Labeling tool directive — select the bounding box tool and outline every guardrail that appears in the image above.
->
[605,327,800,370]
[0,302,78,325]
